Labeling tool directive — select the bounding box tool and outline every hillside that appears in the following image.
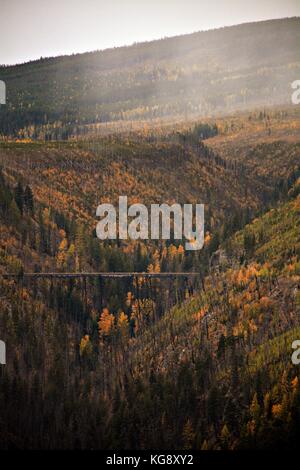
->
[1,3,300,454]
[0,109,299,276]
[1,11,300,449]
[0,135,300,448]
[0,17,299,137]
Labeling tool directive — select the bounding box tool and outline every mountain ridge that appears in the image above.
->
[0,16,298,68]
[1,17,299,137]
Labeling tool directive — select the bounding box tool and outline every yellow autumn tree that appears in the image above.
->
[250,393,260,422]
[118,311,129,338]
[98,308,115,338]
[291,376,298,391]
[220,424,230,449]
[182,419,195,449]
[56,237,68,268]
[79,335,92,357]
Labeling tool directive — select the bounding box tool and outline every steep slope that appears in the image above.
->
[1,160,300,449]
[0,17,299,136]
[0,109,299,278]
[0,107,299,449]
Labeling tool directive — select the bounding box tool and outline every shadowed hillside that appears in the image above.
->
[0,119,300,448]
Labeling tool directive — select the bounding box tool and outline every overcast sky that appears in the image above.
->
[0,0,299,65]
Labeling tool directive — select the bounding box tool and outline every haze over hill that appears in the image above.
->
[0,17,299,137]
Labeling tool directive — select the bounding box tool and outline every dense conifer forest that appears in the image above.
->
[0,17,300,450]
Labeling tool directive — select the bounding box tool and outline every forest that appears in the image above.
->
[0,103,300,449]
[0,14,300,450]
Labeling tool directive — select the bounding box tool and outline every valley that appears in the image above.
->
[0,16,300,450]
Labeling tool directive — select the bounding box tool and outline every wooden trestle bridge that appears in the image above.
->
[0,272,201,316]
[1,271,200,279]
